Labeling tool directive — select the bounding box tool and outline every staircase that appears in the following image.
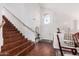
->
[0,15,35,56]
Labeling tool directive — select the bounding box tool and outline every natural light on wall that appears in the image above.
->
[44,14,50,24]
[78,21,79,30]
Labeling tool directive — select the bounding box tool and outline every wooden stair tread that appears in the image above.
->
[3,37,25,45]
[2,39,27,52]
[15,43,34,56]
[3,29,17,31]
[4,34,22,38]
[4,36,24,41]
[0,52,9,56]
[3,33,20,36]
[4,41,30,53]
[4,33,22,37]
[3,39,27,47]
[3,30,20,33]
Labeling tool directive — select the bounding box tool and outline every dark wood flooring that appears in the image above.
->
[26,42,56,56]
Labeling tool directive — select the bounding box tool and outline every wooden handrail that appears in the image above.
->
[3,6,38,34]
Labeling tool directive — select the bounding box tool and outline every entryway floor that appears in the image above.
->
[26,42,56,56]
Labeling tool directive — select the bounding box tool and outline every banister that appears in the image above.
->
[3,6,38,34]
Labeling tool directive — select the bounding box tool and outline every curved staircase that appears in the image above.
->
[0,15,35,56]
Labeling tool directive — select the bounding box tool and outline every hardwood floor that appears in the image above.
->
[26,42,56,56]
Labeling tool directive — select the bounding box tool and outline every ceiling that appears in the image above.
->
[41,3,79,19]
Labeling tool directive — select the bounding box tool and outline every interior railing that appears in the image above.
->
[3,6,39,41]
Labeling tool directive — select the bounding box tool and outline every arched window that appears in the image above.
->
[44,14,50,24]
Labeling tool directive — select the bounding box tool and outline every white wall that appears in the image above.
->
[2,3,78,42]
[40,8,54,40]
[40,7,76,40]
[3,3,41,42]
[24,4,41,30]
[0,4,2,20]
[0,3,4,51]
[0,4,2,51]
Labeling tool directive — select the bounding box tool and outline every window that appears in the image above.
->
[44,14,50,24]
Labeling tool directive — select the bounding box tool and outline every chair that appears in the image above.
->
[72,32,79,54]
[72,32,79,47]
[53,33,77,56]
